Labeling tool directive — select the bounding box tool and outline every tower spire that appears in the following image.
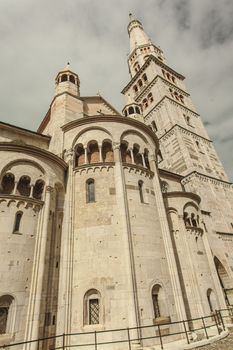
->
[127,14,165,78]
[128,13,151,54]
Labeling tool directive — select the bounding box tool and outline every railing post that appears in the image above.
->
[94,331,97,350]
[157,325,163,350]
[201,317,208,339]
[62,333,65,350]
[218,310,225,331]
[127,328,131,350]
[182,320,189,344]
[213,312,221,335]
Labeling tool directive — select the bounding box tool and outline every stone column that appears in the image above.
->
[129,148,135,164]
[13,181,18,195]
[29,185,34,198]
[98,144,103,162]
[23,185,53,350]
[56,149,74,349]
[113,143,141,342]
[141,153,146,168]
[84,147,88,164]
[149,155,187,326]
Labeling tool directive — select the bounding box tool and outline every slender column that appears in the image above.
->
[24,186,53,350]
[13,181,18,195]
[29,185,34,198]
[129,148,135,164]
[113,143,141,340]
[56,150,74,349]
[99,144,103,162]
[149,155,187,325]
[84,147,88,164]
[141,153,146,168]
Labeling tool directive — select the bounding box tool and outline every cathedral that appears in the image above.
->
[0,14,233,350]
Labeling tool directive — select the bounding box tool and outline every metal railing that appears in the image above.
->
[1,307,232,350]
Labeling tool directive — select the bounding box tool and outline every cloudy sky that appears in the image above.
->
[0,0,233,179]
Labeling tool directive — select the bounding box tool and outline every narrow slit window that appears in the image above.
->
[138,181,144,203]
[89,299,99,325]
[13,211,23,233]
[86,179,95,203]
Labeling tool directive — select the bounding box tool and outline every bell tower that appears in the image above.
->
[122,14,228,181]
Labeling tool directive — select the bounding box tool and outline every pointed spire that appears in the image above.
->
[127,14,150,54]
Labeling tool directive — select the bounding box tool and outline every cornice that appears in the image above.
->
[121,55,185,94]
[158,168,184,180]
[135,75,190,102]
[144,96,199,121]
[61,115,159,149]
[0,121,50,142]
[163,191,201,204]
[181,171,232,188]
[0,143,67,170]
[159,124,211,143]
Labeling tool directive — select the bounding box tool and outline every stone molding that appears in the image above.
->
[0,194,43,211]
[144,96,199,121]
[74,163,115,175]
[163,191,201,204]
[158,124,211,143]
[181,171,233,189]
[0,142,67,170]
[122,163,154,178]
[61,115,159,150]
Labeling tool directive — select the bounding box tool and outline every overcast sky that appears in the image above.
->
[0,0,233,179]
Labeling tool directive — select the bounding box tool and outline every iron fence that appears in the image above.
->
[1,307,232,350]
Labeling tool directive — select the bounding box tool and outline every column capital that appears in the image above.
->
[45,185,54,193]
[64,149,74,164]
[113,142,121,150]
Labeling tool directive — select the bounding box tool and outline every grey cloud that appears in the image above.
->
[0,0,232,179]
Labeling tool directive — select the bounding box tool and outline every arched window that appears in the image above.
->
[88,142,99,164]
[142,99,148,109]
[102,141,114,162]
[191,213,197,227]
[1,173,15,195]
[33,180,45,200]
[120,143,131,163]
[61,74,68,82]
[124,110,128,117]
[76,144,85,166]
[17,176,31,197]
[69,75,75,84]
[142,74,147,82]
[0,295,14,335]
[152,285,161,319]
[161,69,165,77]
[180,95,184,103]
[138,79,143,88]
[148,93,154,103]
[138,181,144,203]
[84,289,101,325]
[172,76,176,84]
[128,106,134,115]
[133,85,138,93]
[183,212,191,227]
[207,289,214,312]
[86,179,95,203]
[133,146,143,166]
[13,211,23,233]
[166,73,171,81]
[135,106,140,114]
[151,121,157,131]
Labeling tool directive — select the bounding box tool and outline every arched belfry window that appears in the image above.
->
[69,75,75,84]
[61,74,68,82]
[86,179,95,203]
[84,289,101,325]
[13,211,23,233]
[138,180,144,203]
